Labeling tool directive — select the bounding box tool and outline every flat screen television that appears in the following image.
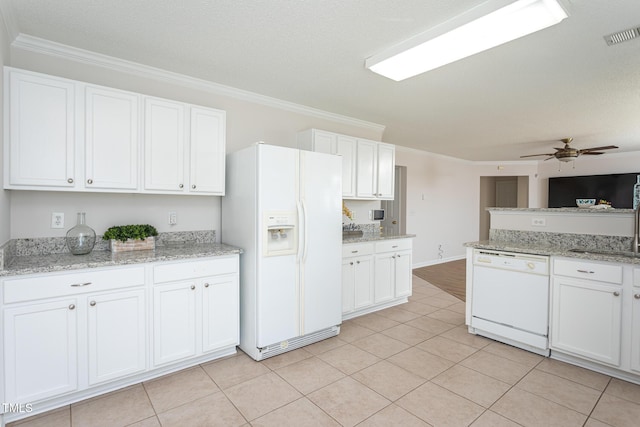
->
[548,172,640,208]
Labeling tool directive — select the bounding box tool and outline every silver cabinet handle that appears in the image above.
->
[67,178,74,184]
[90,301,96,306]
[190,285,196,290]
[191,185,196,189]
[634,294,640,299]
[71,282,92,287]
[204,283,210,288]
[614,291,620,297]
[87,179,93,184]
[392,245,398,248]
[577,269,595,274]
[179,184,184,188]
[351,250,358,253]
[68,304,75,310]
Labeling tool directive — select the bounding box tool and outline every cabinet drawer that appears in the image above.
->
[3,266,146,304]
[153,256,238,283]
[554,258,623,284]
[342,243,374,258]
[375,239,412,253]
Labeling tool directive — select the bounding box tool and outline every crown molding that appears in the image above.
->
[11,33,386,134]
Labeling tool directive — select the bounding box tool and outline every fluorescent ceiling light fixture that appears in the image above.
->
[366,0,568,81]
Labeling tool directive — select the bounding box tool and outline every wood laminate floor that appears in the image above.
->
[412,259,466,302]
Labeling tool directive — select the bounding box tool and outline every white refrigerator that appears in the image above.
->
[221,143,342,360]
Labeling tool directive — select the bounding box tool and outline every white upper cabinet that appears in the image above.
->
[189,107,226,195]
[85,86,139,190]
[298,129,390,200]
[4,67,226,196]
[5,69,76,188]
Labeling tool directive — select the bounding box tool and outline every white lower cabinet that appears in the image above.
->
[632,288,640,373]
[551,276,622,366]
[1,255,239,424]
[342,238,412,319]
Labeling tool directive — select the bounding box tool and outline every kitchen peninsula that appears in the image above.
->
[465,207,640,387]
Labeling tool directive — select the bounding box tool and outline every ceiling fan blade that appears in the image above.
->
[578,145,619,153]
[543,156,555,161]
[581,152,604,155]
[520,153,555,158]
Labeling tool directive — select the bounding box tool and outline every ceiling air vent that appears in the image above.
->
[604,26,640,46]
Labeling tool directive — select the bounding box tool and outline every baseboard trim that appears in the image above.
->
[412,255,465,269]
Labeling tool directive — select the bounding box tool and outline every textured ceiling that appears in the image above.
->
[5,0,640,161]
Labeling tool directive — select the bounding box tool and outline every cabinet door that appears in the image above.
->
[85,86,139,190]
[189,107,226,194]
[374,253,395,303]
[336,135,357,198]
[632,291,640,373]
[311,130,336,154]
[4,299,78,402]
[354,256,375,309]
[356,140,378,199]
[144,97,186,192]
[153,281,197,366]
[550,277,622,366]
[342,260,355,314]
[202,275,239,353]
[377,143,395,199]
[394,250,413,298]
[7,70,75,188]
[87,289,146,385]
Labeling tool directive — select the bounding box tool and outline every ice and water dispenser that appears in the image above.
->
[263,212,297,256]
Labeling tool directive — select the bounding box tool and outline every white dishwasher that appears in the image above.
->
[470,249,550,355]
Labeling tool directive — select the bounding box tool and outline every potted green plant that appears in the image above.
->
[102,224,159,252]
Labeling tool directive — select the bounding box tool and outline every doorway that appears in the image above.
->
[381,166,407,235]
[479,176,529,240]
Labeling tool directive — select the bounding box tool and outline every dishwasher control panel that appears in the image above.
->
[473,249,549,275]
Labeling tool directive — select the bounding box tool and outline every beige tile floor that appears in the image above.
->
[9,275,640,427]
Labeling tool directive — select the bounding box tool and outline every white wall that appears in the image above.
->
[0,16,10,245]
[7,44,384,239]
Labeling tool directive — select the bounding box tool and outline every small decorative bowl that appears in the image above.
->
[576,198,596,208]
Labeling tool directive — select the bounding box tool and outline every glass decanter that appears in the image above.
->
[66,212,96,255]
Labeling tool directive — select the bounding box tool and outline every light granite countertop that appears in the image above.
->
[487,207,634,214]
[465,240,640,265]
[343,232,416,244]
[1,243,243,277]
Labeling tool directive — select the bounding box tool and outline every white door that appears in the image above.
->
[4,299,79,402]
[394,250,413,298]
[374,253,395,303]
[550,278,622,366]
[153,281,196,366]
[356,140,377,199]
[354,256,374,309]
[256,145,298,346]
[87,289,146,385]
[144,97,185,192]
[7,70,76,187]
[202,275,239,353]
[336,135,357,198]
[300,150,342,335]
[189,107,226,194]
[377,143,395,199]
[85,86,139,190]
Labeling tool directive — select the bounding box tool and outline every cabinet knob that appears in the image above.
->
[634,294,640,299]
[87,179,93,184]
[356,260,360,264]
[192,185,196,189]
[614,291,620,297]
[392,255,396,259]
[397,254,401,258]
[350,262,354,265]
[68,304,75,310]
[90,301,96,306]
[204,283,210,288]
[190,285,196,290]
[179,184,184,189]
[67,178,74,184]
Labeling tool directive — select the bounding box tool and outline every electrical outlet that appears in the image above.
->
[168,212,177,225]
[51,212,64,229]
[531,218,546,227]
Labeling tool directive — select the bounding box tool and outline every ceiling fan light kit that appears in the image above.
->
[365,0,569,81]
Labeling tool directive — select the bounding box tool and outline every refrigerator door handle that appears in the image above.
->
[301,199,309,263]
[296,200,304,263]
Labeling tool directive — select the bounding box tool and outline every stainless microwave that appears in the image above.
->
[372,209,385,221]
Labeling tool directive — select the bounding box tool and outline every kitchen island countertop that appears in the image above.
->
[1,243,243,277]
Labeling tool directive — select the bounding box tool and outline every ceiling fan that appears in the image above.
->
[520,138,619,162]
